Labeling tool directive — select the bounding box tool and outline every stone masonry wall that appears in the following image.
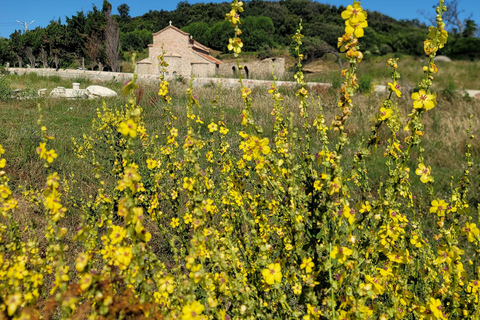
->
[10,67,480,98]
[138,27,217,78]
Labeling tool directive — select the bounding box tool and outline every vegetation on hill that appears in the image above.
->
[0,0,478,71]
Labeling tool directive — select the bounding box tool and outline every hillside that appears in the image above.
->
[0,0,479,70]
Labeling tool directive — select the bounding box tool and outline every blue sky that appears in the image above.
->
[0,0,477,38]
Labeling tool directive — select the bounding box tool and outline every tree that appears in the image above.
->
[117,4,130,20]
[104,1,121,72]
[85,5,107,70]
[241,16,276,51]
[418,0,472,34]
[9,30,24,68]
[205,20,231,53]
[39,47,49,68]
[462,20,477,37]
[182,22,210,46]
[45,19,67,69]
[85,33,102,70]
[0,38,14,66]
[120,30,152,52]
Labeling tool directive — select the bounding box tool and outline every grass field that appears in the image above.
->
[1,66,479,207]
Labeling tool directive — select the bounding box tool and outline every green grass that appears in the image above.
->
[1,71,479,211]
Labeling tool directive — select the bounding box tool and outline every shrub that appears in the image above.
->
[1,1,479,319]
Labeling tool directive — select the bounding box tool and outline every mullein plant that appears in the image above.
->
[1,0,480,319]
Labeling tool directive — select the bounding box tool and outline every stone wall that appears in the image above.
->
[218,57,286,78]
[5,67,327,89]
[6,67,480,99]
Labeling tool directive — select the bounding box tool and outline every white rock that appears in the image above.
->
[50,87,66,97]
[38,88,47,96]
[434,55,452,62]
[85,85,118,98]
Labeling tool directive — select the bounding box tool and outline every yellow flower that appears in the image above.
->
[300,258,314,273]
[410,234,423,248]
[412,89,437,110]
[345,19,368,38]
[388,81,402,97]
[159,80,169,96]
[79,273,93,291]
[241,87,251,99]
[0,184,12,199]
[75,253,89,272]
[293,283,302,295]
[116,246,133,268]
[428,22,448,47]
[171,217,180,228]
[158,275,175,294]
[44,149,57,163]
[184,213,193,225]
[225,9,240,25]
[430,199,448,217]
[208,122,218,132]
[183,177,195,191]
[313,180,323,191]
[146,159,158,170]
[330,246,353,264]
[378,108,392,121]
[249,136,271,158]
[462,222,480,242]
[262,263,282,285]
[6,292,22,316]
[328,177,341,195]
[110,225,126,245]
[357,201,371,213]
[341,2,366,23]
[0,158,5,168]
[227,38,243,54]
[428,297,447,319]
[415,163,433,183]
[219,126,229,135]
[118,119,138,138]
[342,204,355,225]
[181,300,205,320]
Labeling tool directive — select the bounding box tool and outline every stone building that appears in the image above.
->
[136,22,221,78]
[218,57,286,79]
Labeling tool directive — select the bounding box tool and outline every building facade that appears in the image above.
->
[136,22,221,78]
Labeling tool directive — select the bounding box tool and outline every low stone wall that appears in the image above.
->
[7,67,480,99]
[5,67,331,89]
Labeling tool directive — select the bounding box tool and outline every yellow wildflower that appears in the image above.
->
[341,2,366,23]
[330,246,353,264]
[300,258,314,273]
[328,177,341,195]
[378,108,392,121]
[412,89,436,110]
[430,199,448,217]
[181,300,204,320]
[388,81,402,97]
[208,122,218,132]
[118,119,138,138]
[415,163,433,183]
[110,225,126,245]
[462,222,480,242]
[428,298,447,320]
[262,263,282,285]
[345,19,368,38]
